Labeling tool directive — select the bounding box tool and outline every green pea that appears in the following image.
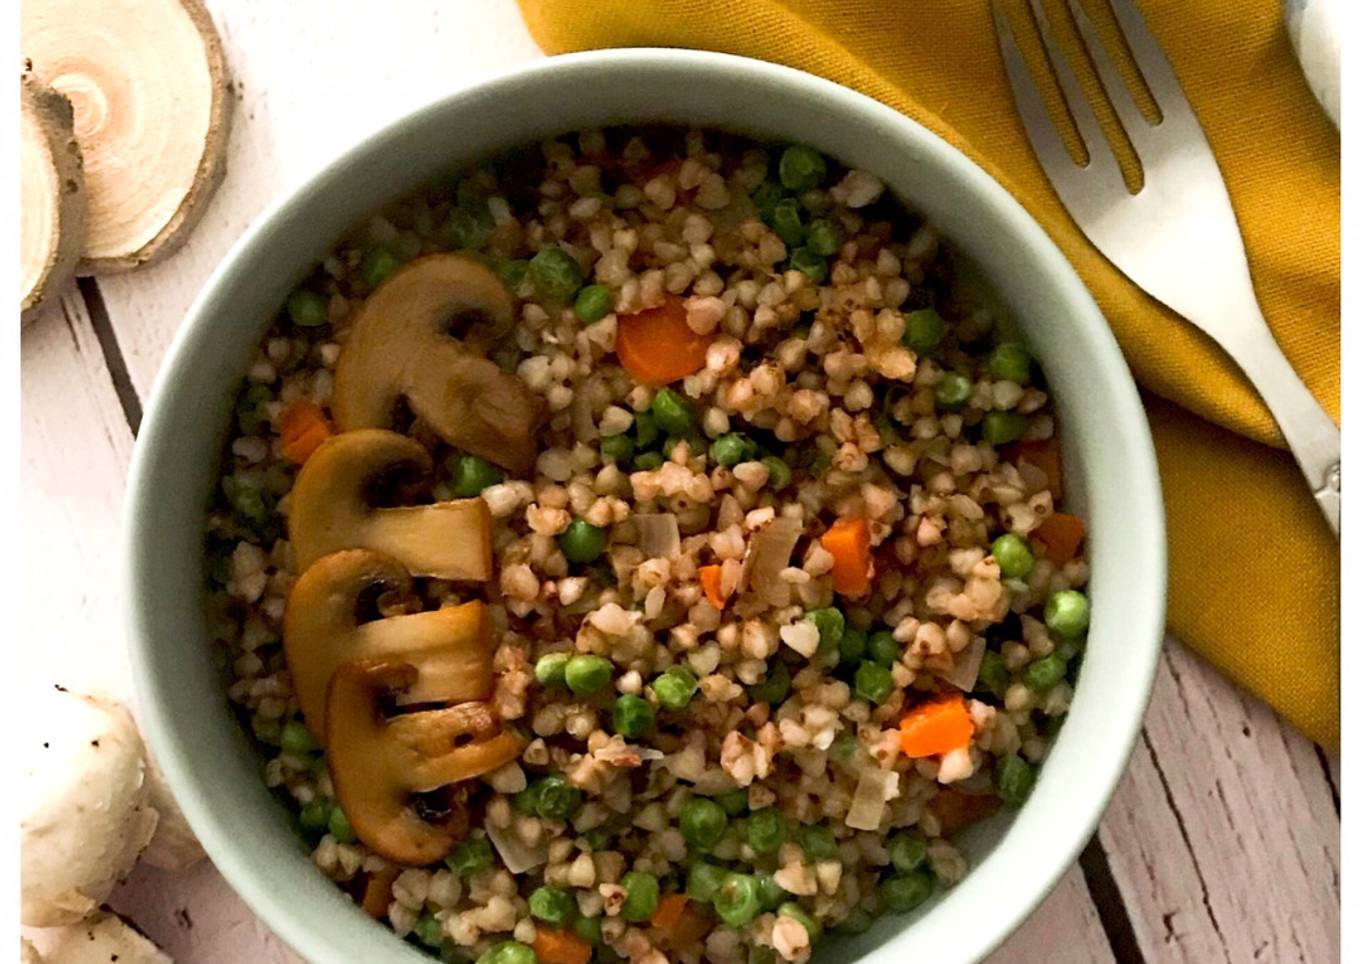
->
[600,433,634,465]
[753,179,787,219]
[559,518,607,564]
[582,828,611,851]
[982,411,1027,446]
[451,454,505,498]
[495,258,530,289]
[789,247,828,283]
[529,886,575,925]
[573,915,603,945]
[777,902,823,942]
[778,144,828,192]
[535,652,571,687]
[748,660,791,706]
[650,388,694,435]
[830,731,858,762]
[881,871,934,913]
[252,715,281,745]
[235,383,272,435]
[534,775,584,821]
[806,218,842,257]
[653,666,698,710]
[714,788,749,816]
[280,720,317,756]
[935,372,973,410]
[564,654,612,696]
[680,797,729,851]
[745,808,787,854]
[771,198,805,246]
[807,451,831,477]
[796,824,839,861]
[286,288,329,328]
[978,650,1010,698]
[620,871,660,922]
[997,754,1036,809]
[755,873,787,911]
[328,806,355,844]
[888,831,928,873]
[686,861,727,903]
[414,912,445,948]
[714,873,761,927]
[445,202,495,251]
[231,486,272,531]
[513,781,544,816]
[447,837,493,876]
[476,940,536,964]
[633,451,664,471]
[709,433,752,468]
[1023,653,1067,692]
[528,247,585,302]
[806,607,845,658]
[839,627,867,664]
[1045,590,1091,639]
[632,410,660,448]
[761,456,792,491]
[991,533,1035,580]
[299,797,330,833]
[867,630,899,666]
[855,661,894,705]
[575,283,615,323]
[903,308,947,355]
[989,342,1033,384]
[612,694,655,739]
[834,907,877,935]
[361,246,402,288]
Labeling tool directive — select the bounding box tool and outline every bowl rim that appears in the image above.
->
[125,46,1166,964]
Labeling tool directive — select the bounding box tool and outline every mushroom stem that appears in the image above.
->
[21,0,231,272]
[20,70,85,321]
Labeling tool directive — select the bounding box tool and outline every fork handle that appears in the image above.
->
[1223,303,1340,536]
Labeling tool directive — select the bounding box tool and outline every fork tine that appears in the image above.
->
[992,0,1103,182]
[1104,0,1194,119]
[1065,0,1156,155]
[1023,0,1122,176]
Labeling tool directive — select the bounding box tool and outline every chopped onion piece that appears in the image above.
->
[941,639,985,692]
[846,766,900,831]
[635,513,681,559]
[742,516,802,605]
[486,822,546,874]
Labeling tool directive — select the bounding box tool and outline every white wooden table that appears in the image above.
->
[20,2,1339,961]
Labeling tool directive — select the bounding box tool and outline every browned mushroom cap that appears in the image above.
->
[289,429,492,580]
[332,254,545,475]
[283,549,494,741]
[326,658,523,865]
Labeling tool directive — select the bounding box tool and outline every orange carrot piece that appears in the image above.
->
[651,893,689,931]
[360,866,400,919]
[1031,512,1086,565]
[698,565,727,610]
[1010,440,1063,499]
[822,516,872,597]
[898,693,975,758]
[279,400,333,464]
[533,929,592,964]
[615,295,716,386]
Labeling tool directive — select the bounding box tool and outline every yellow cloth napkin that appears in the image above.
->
[518,0,1340,746]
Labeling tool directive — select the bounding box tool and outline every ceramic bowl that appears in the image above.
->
[126,48,1165,964]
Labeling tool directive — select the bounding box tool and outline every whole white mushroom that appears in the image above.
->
[37,909,171,964]
[141,747,206,871]
[21,938,44,964]
[21,686,159,926]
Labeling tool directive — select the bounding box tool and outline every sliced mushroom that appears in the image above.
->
[289,428,492,580]
[36,909,170,964]
[327,657,524,865]
[284,548,495,740]
[331,254,545,474]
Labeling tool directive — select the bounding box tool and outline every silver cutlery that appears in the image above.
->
[993,0,1340,534]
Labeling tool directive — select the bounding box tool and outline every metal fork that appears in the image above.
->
[993,0,1340,534]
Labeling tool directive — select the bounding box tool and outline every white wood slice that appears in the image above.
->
[1098,640,1339,962]
[986,867,1115,964]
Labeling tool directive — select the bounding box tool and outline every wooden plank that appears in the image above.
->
[1097,639,1339,963]
[96,0,546,398]
[988,867,1116,964]
[20,291,305,962]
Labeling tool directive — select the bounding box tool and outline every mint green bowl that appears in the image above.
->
[126,49,1165,964]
